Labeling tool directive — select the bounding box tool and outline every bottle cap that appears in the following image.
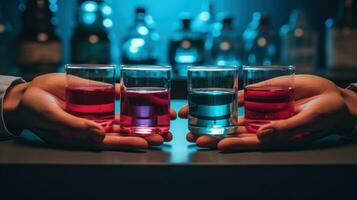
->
[136,7,146,14]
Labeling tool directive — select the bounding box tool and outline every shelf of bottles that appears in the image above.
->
[0,0,356,89]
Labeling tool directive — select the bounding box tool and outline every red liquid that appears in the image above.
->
[120,88,170,136]
[65,86,115,130]
[244,87,295,133]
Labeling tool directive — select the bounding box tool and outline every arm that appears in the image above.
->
[0,76,26,138]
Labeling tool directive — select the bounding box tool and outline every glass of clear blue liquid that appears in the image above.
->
[188,65,238,137]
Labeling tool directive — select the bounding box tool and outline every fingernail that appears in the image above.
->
[257,128,274,144]
[89,127,104,134]
[89,127,105,142]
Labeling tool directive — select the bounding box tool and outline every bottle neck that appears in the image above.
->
[338,0,357,21]
[222,22,233,31]
[201,0,215,22]
[289,10,309,28]
[22,0,56,34]
[181,19,191,31]
[77,1,107,31]
[78,13,106,30]
[135,11,146,23]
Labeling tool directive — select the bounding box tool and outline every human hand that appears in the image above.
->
[179,75,357,150]
[3,73,177,149]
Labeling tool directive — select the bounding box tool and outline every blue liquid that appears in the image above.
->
[188,88,238,137]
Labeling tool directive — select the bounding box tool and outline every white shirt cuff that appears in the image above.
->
[0,76,26,138]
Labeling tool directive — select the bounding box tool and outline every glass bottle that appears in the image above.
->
[280,9,318,73]
[168,14,205,78]
[121,7,159,65]
[71,0,112,64]
[0,7,13,75]
[208,13,243,66]
[17,0,61,80]
[243,12,279,65]
[326,0,357,70]
[192,0,215,38]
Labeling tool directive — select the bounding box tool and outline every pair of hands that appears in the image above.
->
[3,74,357,150]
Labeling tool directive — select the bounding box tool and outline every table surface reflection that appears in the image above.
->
[1,100,357,166]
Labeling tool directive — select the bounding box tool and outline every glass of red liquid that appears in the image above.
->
[119,65,171,136]
[65,64,116,131]
[243,65,295,133]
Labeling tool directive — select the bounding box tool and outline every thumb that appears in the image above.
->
[178,105,188,118]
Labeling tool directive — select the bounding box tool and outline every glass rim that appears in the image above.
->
[188,65,238,71]
[65,64,116,70]
[120,65,171,71]
[242,65,295,70]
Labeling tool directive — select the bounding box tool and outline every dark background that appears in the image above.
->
[0,0,338,67]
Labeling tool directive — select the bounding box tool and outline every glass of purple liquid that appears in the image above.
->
[65,64,116,131]
[119,65,171,136]
[243,65,295,133]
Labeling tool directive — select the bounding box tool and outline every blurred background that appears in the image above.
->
[0,0,356,97]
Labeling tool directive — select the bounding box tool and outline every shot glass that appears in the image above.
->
[65,64,116,130]
[188,65,238,137]
[119,65,171,136]
[243,65,295,133]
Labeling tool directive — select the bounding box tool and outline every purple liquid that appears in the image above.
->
[244,86,295,133]
[65,86,115,130]
[120,88,170,136]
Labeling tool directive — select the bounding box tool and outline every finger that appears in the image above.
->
[43,110,106,143]
[238,90,244,106]
[52,110,106,143]
[238,116,245,126]
[196,135,220,148]
[170,108,177,120]
[186,132,199,143]
[257,109,318,143]
[101,135,148,149]
[178,105,188,118]
[114,114,120,123]
[109,124,121,132]
[143,134,164,146]
[218,135,262,150]
[162,132,173,142]
[115,83,120,99]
